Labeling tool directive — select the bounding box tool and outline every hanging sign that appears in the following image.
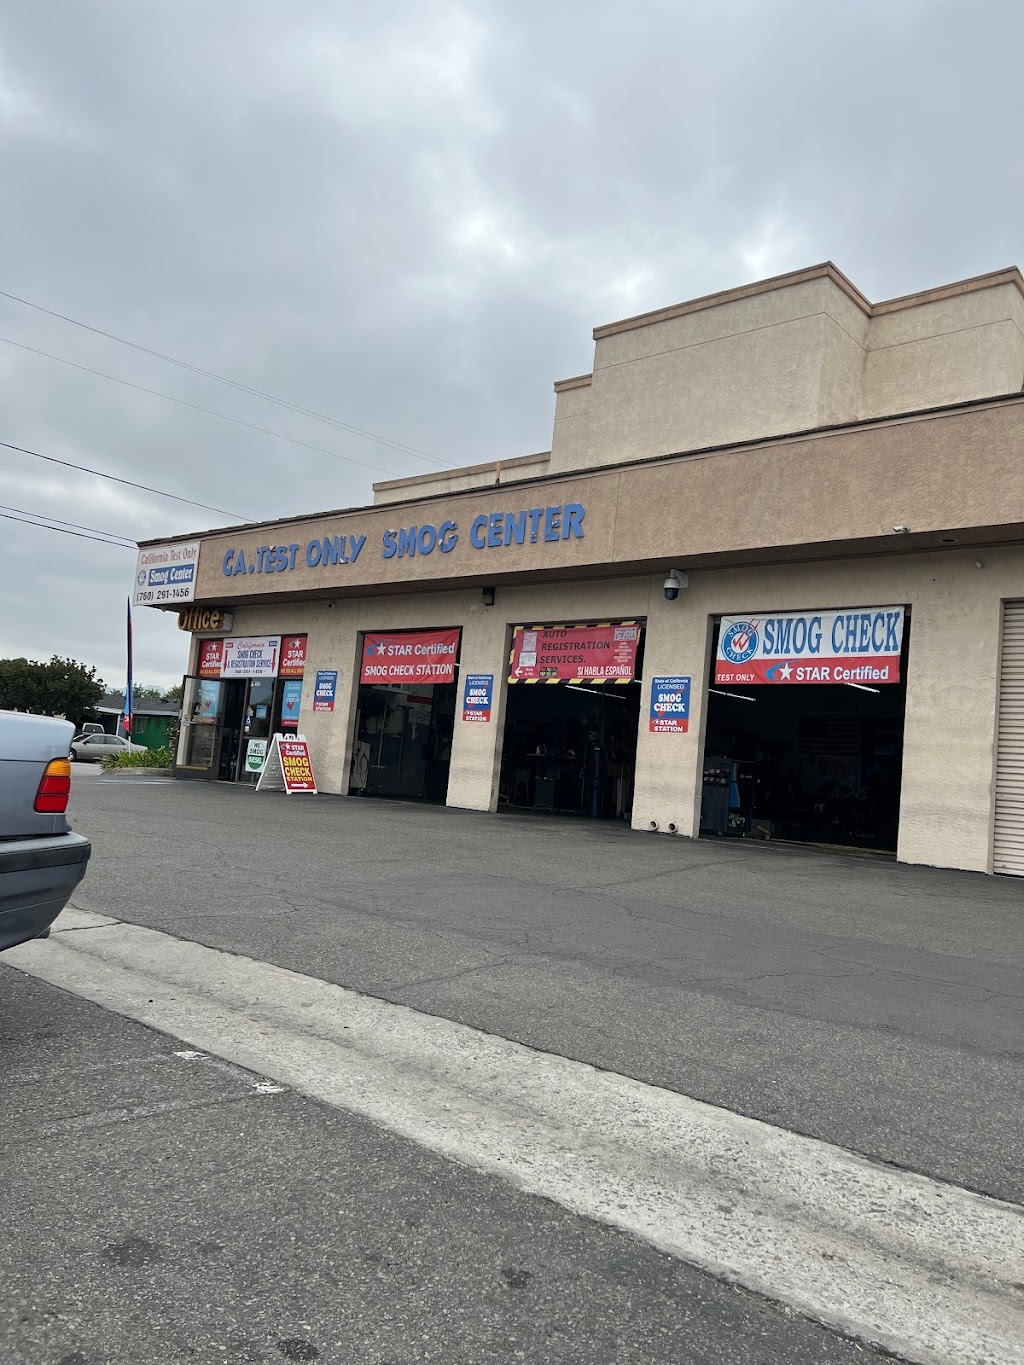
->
[649,677,691,732]
[281,679,303,728]
[221,636,281,679]
[360,629,460,683]
[255,734,318,794]
[279,635,308,677]
[509,622,640,683]
[133,540,199,606]
[313,669,338,712]
[716,606,905,685]
[198,639,224,678]
[462,673,493,723]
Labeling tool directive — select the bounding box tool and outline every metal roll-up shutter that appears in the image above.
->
[993,601,1024,874]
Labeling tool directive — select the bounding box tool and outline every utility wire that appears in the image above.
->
[0,288,449,467]
[0,508,136,548]
[0,500,136,546]
[0,440,246,520]
[0,335,418,478]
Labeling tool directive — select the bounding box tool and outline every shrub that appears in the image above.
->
[100,746,174,771]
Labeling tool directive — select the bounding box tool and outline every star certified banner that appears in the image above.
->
[715,606,906,685]
[509,622,641,683]
[360,629,460,684]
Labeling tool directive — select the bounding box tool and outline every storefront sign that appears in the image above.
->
[217,502,587,582]
[133,540,200,606]
[509,623,641,683]
[198,638,224,678]
[649,677,691,732]
[221,636,281,678]
[361,629,460,683]
[281,679,302,728]
[279,635,307,677]
[313,670,338,712]
[462,673,493,723]
[716,606,905,684]
[178,606,233,633]
[245,738,268,772]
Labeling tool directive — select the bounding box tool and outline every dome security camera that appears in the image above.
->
[663,568,688,601]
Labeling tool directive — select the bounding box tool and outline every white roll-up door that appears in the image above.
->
[993,601,1024,874]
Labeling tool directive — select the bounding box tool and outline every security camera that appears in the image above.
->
[663,569,688,601]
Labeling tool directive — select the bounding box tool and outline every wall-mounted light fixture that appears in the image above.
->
[482,585,496,606]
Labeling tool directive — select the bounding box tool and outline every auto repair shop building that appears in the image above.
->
[137,262,1024,875]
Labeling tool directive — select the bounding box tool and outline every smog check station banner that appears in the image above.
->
[716,606,905,685]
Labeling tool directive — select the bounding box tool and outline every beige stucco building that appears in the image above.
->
[137,262,1024,874]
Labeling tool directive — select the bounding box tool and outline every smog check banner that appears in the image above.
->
[716,606,905,685]
[360,629,460,683]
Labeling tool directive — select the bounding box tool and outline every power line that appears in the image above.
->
[0,508,136,548]
[0,287,449,467]
[0,500,136,546]
[0,440,245,520]
[0,335,421,478]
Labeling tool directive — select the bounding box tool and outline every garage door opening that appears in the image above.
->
[349,627,460,802]
[498,620,643,819]
[702,609,909,851]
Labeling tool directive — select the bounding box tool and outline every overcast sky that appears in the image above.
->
[2,0,1022,690]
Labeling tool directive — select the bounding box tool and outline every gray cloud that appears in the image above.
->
[1,0,1022,686]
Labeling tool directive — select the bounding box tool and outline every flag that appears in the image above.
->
[123,597,134,736]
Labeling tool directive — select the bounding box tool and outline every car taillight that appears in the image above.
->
[35,758,72,813]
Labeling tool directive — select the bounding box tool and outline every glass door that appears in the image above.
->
[175,675,226,778]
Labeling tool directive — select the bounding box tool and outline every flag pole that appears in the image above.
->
[124,597,134,738]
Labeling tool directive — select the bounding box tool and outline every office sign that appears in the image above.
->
[197,639,224,678]
[133,540,200,606]
[313,669,338,712]
[360,629,460,684]
[649,677,691,732]
[221,636,281,679]
[178,606,233,633]
[509,622,640,683]
[462,673,493,723]
[279,635,308,677]
[716,606,905,684]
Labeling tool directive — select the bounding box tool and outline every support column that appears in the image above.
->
[631,577,711,837]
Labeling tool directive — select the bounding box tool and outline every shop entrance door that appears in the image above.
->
[701,610,909,850]
[499,620,644,818]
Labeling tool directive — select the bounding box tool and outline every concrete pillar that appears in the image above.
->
[631,576,711,838]
[446,603,510,812]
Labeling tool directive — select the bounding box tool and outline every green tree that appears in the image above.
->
[163,682,184,703]
[0,655,105,724]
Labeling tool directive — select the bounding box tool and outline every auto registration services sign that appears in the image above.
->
[509,623,640,683]
[716,606,905,685]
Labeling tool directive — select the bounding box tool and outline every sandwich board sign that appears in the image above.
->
[255,734,317,794]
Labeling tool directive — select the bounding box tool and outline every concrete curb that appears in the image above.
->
[98,768,173,778]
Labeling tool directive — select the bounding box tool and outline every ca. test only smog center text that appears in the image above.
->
[220,502,586,578]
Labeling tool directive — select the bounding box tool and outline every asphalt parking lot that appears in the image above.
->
[59,768,1024,1203]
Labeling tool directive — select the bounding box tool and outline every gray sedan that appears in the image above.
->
[1,710,91,951]
[69,733,146,762]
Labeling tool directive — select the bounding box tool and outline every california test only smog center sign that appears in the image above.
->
[133,541,200,606]
[716,606,906,685]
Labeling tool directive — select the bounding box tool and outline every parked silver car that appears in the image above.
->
[1,711,91,952]
[69,733,146,763]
